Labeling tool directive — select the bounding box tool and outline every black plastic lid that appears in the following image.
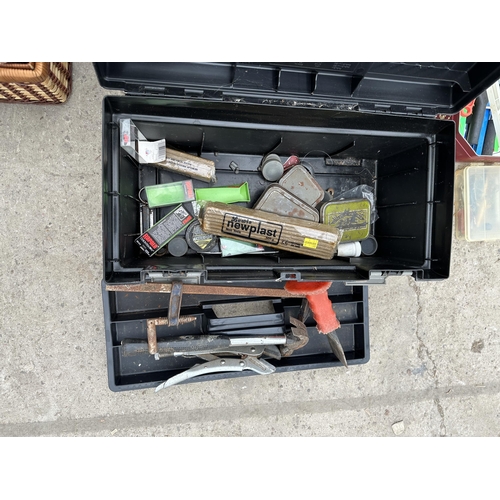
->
[94,62,500,116]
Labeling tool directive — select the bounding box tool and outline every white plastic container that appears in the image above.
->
[455,163,500,241]
[337,241,362,257]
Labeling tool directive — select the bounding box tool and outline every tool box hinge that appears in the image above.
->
[125,84,167,96]
[362,103,437,117]
[184,88,204,98]
[142,271,203,284]
[142,86,166,96]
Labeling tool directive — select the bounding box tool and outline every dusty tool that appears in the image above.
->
[280,296,311,357]
[147,316,197,359]
[155,355,276,391]
[280,317,309,357]
[106,282,307,298]
[284,281,347,368]
[177,344,282,360]
[122,333,287,358]
[150,313,314,391]
[168,281,183,327]
[326,332,348,368]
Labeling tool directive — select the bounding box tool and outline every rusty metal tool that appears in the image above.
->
[123,333,287,358]
[281,317,309,357]
[147,316,197,360]
[168,281,183,327]
[155,354,276,391]
[284,281,347,368]
[146,281,192,359]
[106,282,306,298]
[326,331,348,368]
[280,298,311,357]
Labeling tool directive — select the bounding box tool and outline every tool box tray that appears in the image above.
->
[103,281,369,391]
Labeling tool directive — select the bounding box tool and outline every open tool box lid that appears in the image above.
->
[95,62,500,287]
[94,62,500,117]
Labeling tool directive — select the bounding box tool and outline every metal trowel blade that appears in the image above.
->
[327,331,348,368]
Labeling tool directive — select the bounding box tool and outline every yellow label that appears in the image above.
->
[303,238,318,249]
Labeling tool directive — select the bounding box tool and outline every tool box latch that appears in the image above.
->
[142,270,203,284]
[277,270,302,281]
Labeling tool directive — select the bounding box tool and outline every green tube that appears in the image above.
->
[145,180,195,208]
[195,182,250,203]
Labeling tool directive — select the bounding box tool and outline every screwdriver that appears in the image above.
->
[284,281,347,368]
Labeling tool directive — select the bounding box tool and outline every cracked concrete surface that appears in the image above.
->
[408,276,446,435]
[1,63,500,437]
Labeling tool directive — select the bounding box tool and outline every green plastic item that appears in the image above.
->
[145,180,195,208]
[195,182,250,204]
[459,115,467,137]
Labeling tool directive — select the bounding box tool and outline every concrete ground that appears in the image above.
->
[1,62,499,437]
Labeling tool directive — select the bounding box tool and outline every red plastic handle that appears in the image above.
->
[307,291,341,334]
[460,100,475,117]
[284,281,341,334]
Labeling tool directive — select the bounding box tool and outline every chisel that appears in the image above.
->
[284,281,347,367]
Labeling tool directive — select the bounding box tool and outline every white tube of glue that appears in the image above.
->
[337,241,362,257]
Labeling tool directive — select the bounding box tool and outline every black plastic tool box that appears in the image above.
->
[95,62,500,392]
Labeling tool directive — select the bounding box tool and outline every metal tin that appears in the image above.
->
[320,199,371,242]
[185,220,218,253]
[261,154,284,182]
[253,184,320,222]
[360,235,378,255]
[278,164,324,207]
[167,237,188,257]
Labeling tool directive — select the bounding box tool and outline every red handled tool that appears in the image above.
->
[460,99,475,118]
[284,281,347,367]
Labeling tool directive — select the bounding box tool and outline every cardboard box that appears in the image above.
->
[200,202,342,260]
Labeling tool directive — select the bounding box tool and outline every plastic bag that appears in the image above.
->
[334,185,379,223]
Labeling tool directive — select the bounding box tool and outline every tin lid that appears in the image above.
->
[167,237,188,257]
[254,184,320,222]
[278,165,324,207]
[261,154,284,182]
[185,221,218,252]
[93,62,500,116]
[360,236,378,255]
[320,199,371,242]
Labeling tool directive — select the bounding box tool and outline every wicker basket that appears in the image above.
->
[0,62,72,104]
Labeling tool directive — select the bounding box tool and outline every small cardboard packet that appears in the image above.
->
[135,205,194,257]
[200,202,342,259]
[120,118,166,164]
[154,148,216,183]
